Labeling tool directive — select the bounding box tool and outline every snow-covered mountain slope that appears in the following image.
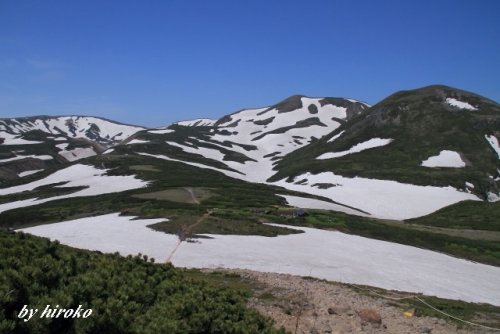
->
[127,95,367,182]
[0,116,145,179]
[116,87,499,219]
[0,115,144,145]
[271,86,500,214]
[175,118,218,127]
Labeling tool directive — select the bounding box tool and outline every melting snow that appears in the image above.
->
[0,132,43,145]
[19,213,500,306]
[488,192,500,202]
[317,138,393,159]
[176,119,217,127]
[327,130,345,143]
[148,129,174,134]
[277,194,369,216]
[58,147,96,162]
[275,172,479,220]
[485,135,500,159]
[0,154,53,163]
[18,169,44,177]
[127,139,150,144]
[445,98,477,110]
[421,150,466,168]
[0,164,148,214]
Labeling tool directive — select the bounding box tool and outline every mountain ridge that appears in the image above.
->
[1,85,499,219]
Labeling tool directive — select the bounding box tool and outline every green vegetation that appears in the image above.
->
[0,230,284,333]
[348,283,500,329]
[408,200,500,231]
[270,86,500,198]
[149,209,302,238]
[133,187,213,204]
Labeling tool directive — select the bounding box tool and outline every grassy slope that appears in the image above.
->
[1,151,499,266]
[270,86,500,198]
[0,230,283,333]
[407,200,500,230]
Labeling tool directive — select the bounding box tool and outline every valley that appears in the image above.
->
[1,85,499,332]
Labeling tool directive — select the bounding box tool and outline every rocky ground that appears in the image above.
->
[206,269,498,334]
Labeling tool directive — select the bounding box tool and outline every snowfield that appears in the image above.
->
[275,172,479,220]
[19,213,500,306]
[421,150,466,168]
[0,164,148,214]
[317,138,393,159]
[445,98,478,110]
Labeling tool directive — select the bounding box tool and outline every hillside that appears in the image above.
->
[1,85,500,310]
[0,116,144,181]
[112,86,499,219]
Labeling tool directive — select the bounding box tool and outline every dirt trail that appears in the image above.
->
[165,212,209,263]
[207,269,495,334]
[183,187,200,204]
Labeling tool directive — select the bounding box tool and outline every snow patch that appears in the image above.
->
[278,194,368,216]
[176,118,217,127]
[19,213,176,258]
[18,169,44,177]
[0,164,148,214]
[148,129,174,134]
[20,214,500,306]
[445,98,477,110]
[488,192,500,202]
[275,172,479,220]
[58,147,96,162]
[0,154,53,163]
[0,132,43,145]
[126,139,149,144]
[421,150,466,168]
[327,130,345,143]
[485,135,500,159]
[317,138,393,159]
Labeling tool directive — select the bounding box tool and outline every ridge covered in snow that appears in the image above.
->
[0,116,144,146]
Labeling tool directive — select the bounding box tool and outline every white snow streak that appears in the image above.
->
[317,138,393,159]
[18,169,44,177]
[148,129,174,134]
[0,154,53,163]
[485,135,500,159]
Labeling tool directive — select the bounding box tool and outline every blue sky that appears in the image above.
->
[1,0,499,127]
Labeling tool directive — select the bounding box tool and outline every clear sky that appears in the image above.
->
[1,0,499,127]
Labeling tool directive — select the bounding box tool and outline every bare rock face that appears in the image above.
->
[357,308,382,324]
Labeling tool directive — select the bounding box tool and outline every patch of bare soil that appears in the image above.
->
[210,269,495,334]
